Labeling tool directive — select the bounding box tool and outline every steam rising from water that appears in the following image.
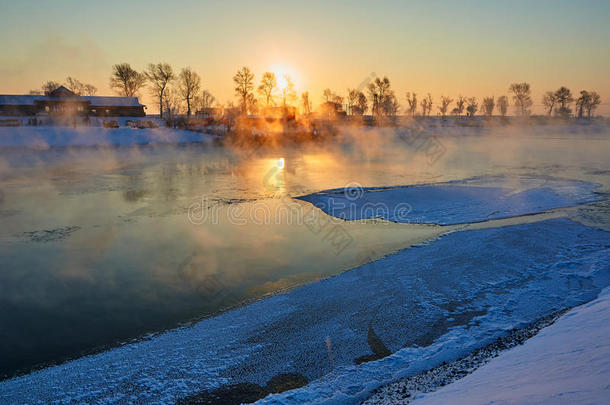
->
[0,121,609,377]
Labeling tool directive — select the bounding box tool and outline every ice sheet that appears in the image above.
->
[296,175,604,225]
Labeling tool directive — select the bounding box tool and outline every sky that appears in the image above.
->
[1,0,609,114]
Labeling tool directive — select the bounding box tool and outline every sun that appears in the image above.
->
[270,63,300,92]
[276,74,288,91]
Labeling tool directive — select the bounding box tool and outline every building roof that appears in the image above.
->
[0,94,144,107]
[0,95,44,105]
[82,96,143,107]
[49,86,75,97]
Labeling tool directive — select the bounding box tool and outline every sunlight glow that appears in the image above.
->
[270,63,302,92]
[277,75,288,91]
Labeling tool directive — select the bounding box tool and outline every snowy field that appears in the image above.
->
[0,126,216,148]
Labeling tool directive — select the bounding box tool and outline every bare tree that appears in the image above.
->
[405,92,417,117]
[81,84,97,96]
[367,77,392,118]
[355,91,368,115]
[497,96,509,117]
[575,90,589,119]
[542,91,557,116]
[65,77,97,96]
[553,86,573,118]
[248,93,258,114]
[333,95,344,105]
[554,87,573,109]
[41,81,62,95]
[347,89,358,115]
[257,72,277,108]
[192,91,213,116]
[320,88,344,118]
[233,66,255,114]
[178,67,201,116]
[452,95,466,116]
[301,91,312,115]
[110,63,146,97]
[145,63,175,118]
[587,91,600,118]
[509,82,533,116]
[578,91,601,119]
[482,97,495,117]
[438,96,453,118]
[466,97,478,117]
[384,91,400,117]
[65,77,83,94]
[322,88,335,103]
[280,75,297,108]
[346,89,368,115]
[162,88,182,128]
[199,90,216,111]
[420,93,433,116]
[587,92,601,118]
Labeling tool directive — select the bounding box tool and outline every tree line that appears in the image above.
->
[542,86,601,119]
[32,63,603,119]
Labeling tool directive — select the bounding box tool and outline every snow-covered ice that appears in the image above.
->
[1,218,609,404]
[296,175,603,225]
[410,287,610,405]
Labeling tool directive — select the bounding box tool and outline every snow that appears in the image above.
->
[0,94,44,105]
[410,287,610,405]
[0,94,143,107]
[81,96,143,107]
[0,126,216,148]
[1,218,609,404]
[362,308,569,405]
[296,175,603,225]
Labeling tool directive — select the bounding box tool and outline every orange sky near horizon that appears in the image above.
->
[1,0,609,115]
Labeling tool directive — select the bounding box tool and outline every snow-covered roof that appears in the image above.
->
[0,95,45,105]
[81,96,143,107]
[49,86,75,97]
[0,94,143,107]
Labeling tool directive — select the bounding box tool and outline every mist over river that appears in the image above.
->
[1,124,609,380]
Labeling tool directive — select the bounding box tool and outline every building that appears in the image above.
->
[0,86,146,117]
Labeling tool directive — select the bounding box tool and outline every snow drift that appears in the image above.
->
[411,287,610,405]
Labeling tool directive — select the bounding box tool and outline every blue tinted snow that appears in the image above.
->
[296,175,604,225]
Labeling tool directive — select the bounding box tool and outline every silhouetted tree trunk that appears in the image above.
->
[233,66,255,114]
[258,72,277,108]
[497,96,508,117]
[439,96,453,118]
[179,67,201,117]
[110,63,146,97]
[509,83,533,116]
[145,63,175,118]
